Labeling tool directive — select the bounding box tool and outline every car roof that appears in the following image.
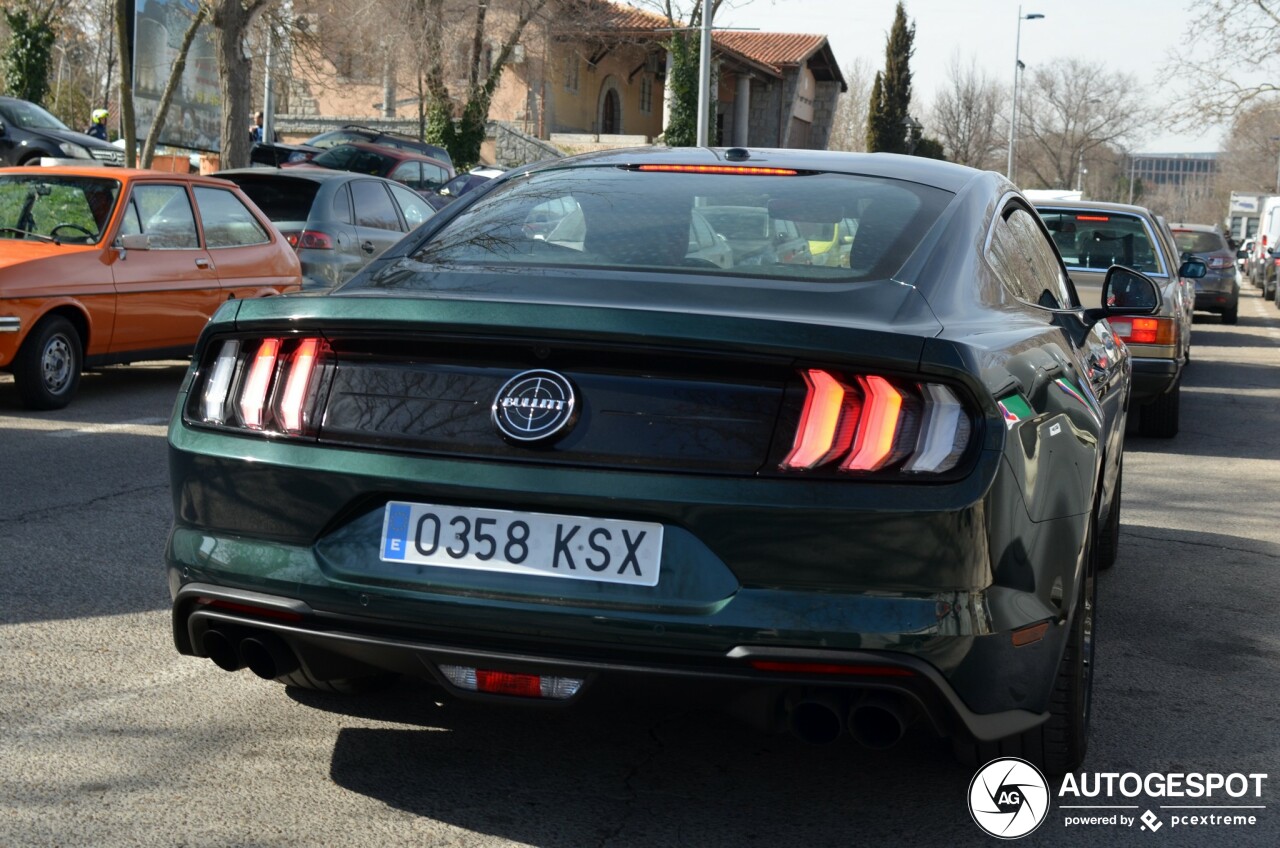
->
[517,146,984,194]
[216,166,374,183]
[1167,223,1220,232]
[1028,197,1160,217]
[2,165,239,187]
[322,141,450,165]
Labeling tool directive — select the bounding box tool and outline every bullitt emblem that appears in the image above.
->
[492,369,579,444]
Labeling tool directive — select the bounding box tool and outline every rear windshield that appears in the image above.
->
[1172,230,1226,254]
[1038,210,1166,275]
[376,165,952,283]
[227,177,319,222]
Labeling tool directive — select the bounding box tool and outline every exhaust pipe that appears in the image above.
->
[238,633,300,680]
[848,692,909,750]
[788,692,846,745]
[201,629,244,672]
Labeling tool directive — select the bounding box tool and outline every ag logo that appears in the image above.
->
[492,369,579,444]
[968,757,1050,839]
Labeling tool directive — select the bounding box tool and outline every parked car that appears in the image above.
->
[1033,199,1193,437]
[283,142,454,196]
[424,166,505,211]
[1168,223,1240,322]
[0,96,125,167]
[0,167,301,409]
[697,204,813,265]
[166,147,1165,775]
[541,204,733,269]
[1237,237,1254,276]
[251,124,454,171]
[215,167,436,289]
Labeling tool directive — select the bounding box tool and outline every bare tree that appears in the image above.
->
[1214,101,1280,194]
[1173,1,1280,120]
[1016,58,1157,191]
[208,0,278,168]
[930,51,1006,169]
[828,58,872,151]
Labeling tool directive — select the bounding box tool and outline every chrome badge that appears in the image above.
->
[492,369,579,444]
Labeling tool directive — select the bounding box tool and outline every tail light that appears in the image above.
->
[187,336,334,437]
[296,230,334,249]
[1206,256,1231,270]
[1107,316,1177,345]
[280,230,301,248]
[438,664,583,699]
[777,368,973,475]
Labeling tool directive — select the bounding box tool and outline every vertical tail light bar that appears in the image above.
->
[238,338,282,430]
[277,338,319,434]
[199,339,241,423]
[778,369,973,476]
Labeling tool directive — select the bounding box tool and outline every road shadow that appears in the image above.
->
[0,361,188,414]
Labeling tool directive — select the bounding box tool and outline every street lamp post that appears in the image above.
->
[696,0,712,146]
[1007,7,1044,182]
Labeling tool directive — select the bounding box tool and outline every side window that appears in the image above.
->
[390,161,421,189]
[331,183,353,224]
[350,180,400,230]
[193,187,269,248]
[129,184,199,249]
[388,183,434,230]
[422,164,449,191]
[988,206,1073,308]
[119,199,143,236]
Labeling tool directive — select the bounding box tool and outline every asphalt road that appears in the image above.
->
[1,290,1278,847]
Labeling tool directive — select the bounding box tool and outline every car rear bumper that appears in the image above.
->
[1194,290,1237,312]
[1129,356,1181,401]
[170,581,1052,743]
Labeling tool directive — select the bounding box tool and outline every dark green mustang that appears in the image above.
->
[166,147,1167,774]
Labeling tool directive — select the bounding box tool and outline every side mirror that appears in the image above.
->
[1084,265,1161,326]
[1178,258,1207,279]
[117,233,151,251]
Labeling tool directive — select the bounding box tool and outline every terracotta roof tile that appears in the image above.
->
[711,31,828,69]
[588,0,673,32]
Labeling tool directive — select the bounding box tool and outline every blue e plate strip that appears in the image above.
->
[382,502,410,560]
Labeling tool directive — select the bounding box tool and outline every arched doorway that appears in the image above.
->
[598,78,622,135]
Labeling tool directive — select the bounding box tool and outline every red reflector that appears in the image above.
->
[475,669,544,698]
[1075,215,1110,222]
[1011,621,1050,647]
[281,231,300,248]
[296,230,333,249]
[749,660,916,677]
[201,598,304,622]
[635,164,799,176]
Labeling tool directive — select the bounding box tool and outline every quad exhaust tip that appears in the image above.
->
[200,628,299,680]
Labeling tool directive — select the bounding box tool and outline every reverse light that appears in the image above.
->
[778,369,972,475]
[1108,316,1176,345]
[439,664,584,699]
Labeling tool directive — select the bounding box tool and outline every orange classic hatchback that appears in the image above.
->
[0,166,303,409]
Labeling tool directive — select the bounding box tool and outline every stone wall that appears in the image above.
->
[492,121,565,168]
[810,80,841,150]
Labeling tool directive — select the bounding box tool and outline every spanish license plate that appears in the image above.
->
[380,501,663,587]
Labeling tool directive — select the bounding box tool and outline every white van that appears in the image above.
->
[1254,195,1280,295]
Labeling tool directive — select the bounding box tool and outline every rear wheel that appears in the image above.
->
[1223,302,1239,324]
[1137,379,1179,438]
[953,538,1096,775]
[13,315,82,410]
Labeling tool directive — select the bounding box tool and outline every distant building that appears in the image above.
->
[1129,152,1217,186]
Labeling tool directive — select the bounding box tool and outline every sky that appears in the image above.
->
[716,0,1221,153]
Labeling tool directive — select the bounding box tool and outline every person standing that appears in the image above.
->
[249,111,265,143]
[86,109,109,140]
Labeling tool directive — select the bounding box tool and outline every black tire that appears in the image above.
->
[1137,379,1179,438]
[1223,301,1239,324]
[953,539,1096,775]
[1096,462,1121,571]
[12,315,82,410]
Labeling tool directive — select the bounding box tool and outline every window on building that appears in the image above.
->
[564,55,580,92]
[639,75,653,114]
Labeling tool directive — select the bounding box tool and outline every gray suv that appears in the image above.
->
[1169,223,1240,323]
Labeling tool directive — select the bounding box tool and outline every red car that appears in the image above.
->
[284,142,454,197]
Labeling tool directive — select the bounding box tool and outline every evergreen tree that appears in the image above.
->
[2,2,57,105]
[865,2,915,153]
